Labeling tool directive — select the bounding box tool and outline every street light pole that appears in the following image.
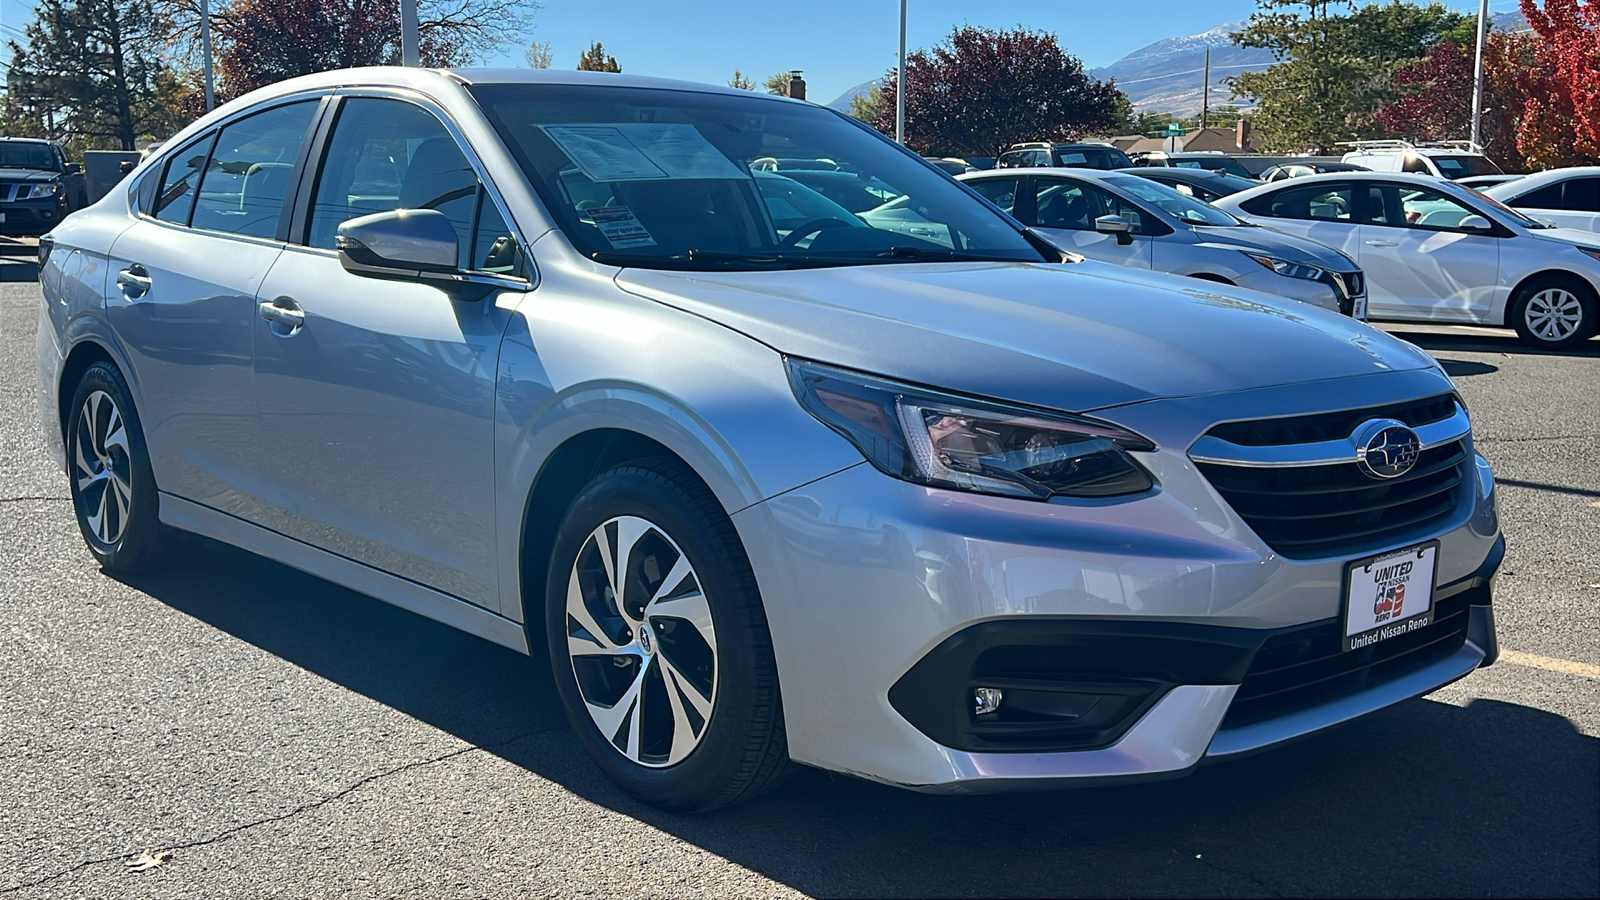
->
[895,0,906,145]
[200,0,214,110]
[1469,0,1488,148]
[401,0,421,66]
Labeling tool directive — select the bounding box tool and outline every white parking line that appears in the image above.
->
[1500,650,1600,679]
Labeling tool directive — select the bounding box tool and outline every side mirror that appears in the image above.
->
[1095,214,1135,245]
[336,208,526,300]
[1458,214,1493,232]
[63,162,81,175]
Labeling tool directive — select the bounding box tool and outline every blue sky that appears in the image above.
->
[2,0,1531,107]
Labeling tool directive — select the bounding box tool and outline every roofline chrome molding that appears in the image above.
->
[1187,402,1470,469]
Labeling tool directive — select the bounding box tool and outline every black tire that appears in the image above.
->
[65,362,184,573]
[544,458,794,811]
[1509,275,1599,351]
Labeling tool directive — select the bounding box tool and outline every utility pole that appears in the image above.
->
[1200,46,1210,131]
[895,0,906,144]
[200,0,214,110]
[1469,0,1488,148]
[401,0,420,66]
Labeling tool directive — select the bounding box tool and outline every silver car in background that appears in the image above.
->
[37,67,1499,811]
[960,168,1368,318]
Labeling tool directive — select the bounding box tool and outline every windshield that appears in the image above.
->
[470,84,1046,269]
[1112,175,1240,226]
[0,141,60,171]
[1054,146,1132,170]
[1433,155,1503,179]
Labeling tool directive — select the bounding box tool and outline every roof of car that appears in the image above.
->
[1482,165,1600,198]
[0,136,54,145]
[1216,170,1481,206]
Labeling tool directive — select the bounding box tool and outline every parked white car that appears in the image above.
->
[959,168,1367,317]
[1482,166,1600,233]
[1340,140,1503,181]
[1216,171,1600,349]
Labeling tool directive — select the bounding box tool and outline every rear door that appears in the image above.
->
[1025,175,1154,268]
[242,94,524,611]
[1505,177,1600,232]
[1235,180,1363,260]
[103,98,323,512]
[1355,181,1502,323]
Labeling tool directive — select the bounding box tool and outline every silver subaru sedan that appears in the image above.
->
[36,67,1502,811]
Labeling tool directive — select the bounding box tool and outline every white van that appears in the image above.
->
[1340,140,1503,181]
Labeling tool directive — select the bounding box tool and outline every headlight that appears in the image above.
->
[1244,253,1325,282]
[787,358,1157,499]
[24,183,61,199]
[1577,247,1600,263]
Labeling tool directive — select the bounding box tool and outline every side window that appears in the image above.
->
[1511,183,1563,209]
[966,177,1018,213]
[1034,180,1143,233]
[1561,178,1600,212]
[1393,187,1482,231]
[997,152,1023,168]
[1242,182,1354,221]
[190,101,319,239]
[307,98,479,266]
[470,195,519,274]
[152,133,217,225]
[1401,155,1432,175]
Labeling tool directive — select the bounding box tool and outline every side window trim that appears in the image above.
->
[276,94,337,244]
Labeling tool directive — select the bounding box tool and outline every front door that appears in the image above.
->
[244,96,522,611]
[1025,176,1154,268]
[104,100,321,513]
[1356,182,1502,323]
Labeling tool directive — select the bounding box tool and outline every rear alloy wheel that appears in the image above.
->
[1511,277,1598,350]
[66,362,184,572]
[545,461,794,811]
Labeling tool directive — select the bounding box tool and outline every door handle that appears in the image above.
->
[116,265,152,299]
[1365,240,1399,248]
[258,297,306,336]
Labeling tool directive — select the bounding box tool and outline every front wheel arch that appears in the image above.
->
[1187,272,1236,285]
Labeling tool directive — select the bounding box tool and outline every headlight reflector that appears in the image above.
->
[24,182,61,199]
[1244,253,1325,282]
[787,358,1156,499]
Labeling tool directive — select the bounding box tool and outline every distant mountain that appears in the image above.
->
[1090,21,1273,117]
[827,78,882,113]
[1091,13,1529,117]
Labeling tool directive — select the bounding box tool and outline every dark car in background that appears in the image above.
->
[1117,167,1259,203]
[997,142,1133,170]
[0,137,87,235]
[1261,161,1370,183]
[1131,151,1257,179]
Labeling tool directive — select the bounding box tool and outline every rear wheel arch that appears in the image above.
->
[57,340,119,449]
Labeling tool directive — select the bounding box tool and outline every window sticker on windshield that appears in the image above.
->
[543,126,668,181]
[542,124,746,182]
[589,206,657,248]
[1058,152,1087,164]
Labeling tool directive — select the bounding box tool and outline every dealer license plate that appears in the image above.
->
[1343,542,1437,652]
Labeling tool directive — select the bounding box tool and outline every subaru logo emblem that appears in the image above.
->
[1352,418,1422,479]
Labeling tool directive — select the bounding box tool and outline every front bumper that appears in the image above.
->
[1233,267,1363,317]
[1,198,65,235]
[734,371,1499,791]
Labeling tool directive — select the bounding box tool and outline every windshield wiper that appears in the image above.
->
[590,249,895,270]
[873,246,1031,263]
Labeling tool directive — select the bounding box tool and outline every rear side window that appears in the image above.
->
[1513,178,1600,212]
[966,177,1019,213]
[152,133,217,225]
[1241,182,1355,221]
[1401,155,1432,175]
[191,101,320,239]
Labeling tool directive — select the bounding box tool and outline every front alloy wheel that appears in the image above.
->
[1511,277,1597,350]
[565,516,718,767]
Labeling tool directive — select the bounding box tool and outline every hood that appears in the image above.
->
[0,168,59,182]
[1524,225,1600,251]
[615,261,1435,413]
[1189,224,1357,269]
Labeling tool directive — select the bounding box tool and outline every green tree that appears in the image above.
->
[727,70,756,90]
[2,0,187,150]
[847,85,885,121]
[764,72,791,95]
[577,41,620,72]
[1227,0,1470,152]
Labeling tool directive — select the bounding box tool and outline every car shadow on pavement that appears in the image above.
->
[116,537,1600,899]
[1389,328,1600,358]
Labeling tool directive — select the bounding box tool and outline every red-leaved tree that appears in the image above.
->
[1375,36,1529,170]
[871,26,1125,157]
[1521,0,1600,162]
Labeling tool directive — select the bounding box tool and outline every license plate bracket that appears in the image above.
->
[1342,541,1438,652]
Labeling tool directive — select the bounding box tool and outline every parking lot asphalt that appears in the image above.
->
[1,280,1595,899]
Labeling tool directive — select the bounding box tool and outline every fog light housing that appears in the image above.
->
[973,687,1004,715]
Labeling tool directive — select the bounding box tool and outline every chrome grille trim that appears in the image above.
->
[1189,403,1469,468]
